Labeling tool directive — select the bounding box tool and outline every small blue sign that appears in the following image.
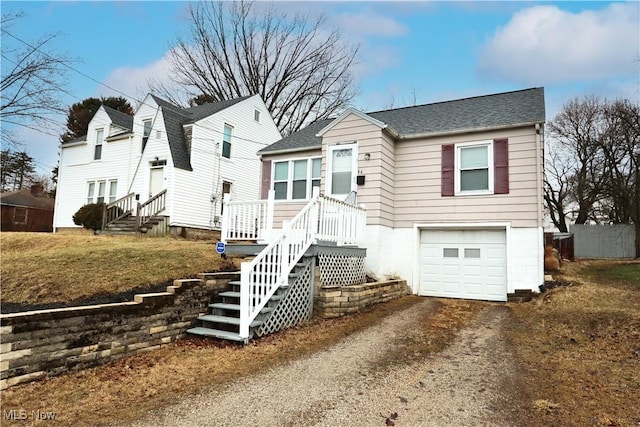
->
[215,242,226,254]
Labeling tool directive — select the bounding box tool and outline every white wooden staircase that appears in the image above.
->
[187,190,366,343]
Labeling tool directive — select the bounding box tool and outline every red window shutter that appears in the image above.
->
[260,159,272,199]
[494,138,509,194]
[441,144,455,196]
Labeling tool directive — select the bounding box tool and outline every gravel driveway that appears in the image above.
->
[132,299,521,427]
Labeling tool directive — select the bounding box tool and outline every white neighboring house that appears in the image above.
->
[53,94,282,233]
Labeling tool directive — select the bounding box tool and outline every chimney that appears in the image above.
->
[30,183,45,197]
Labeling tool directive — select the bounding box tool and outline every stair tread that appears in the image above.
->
[209,303,240,311]
[198,315,262,327]
[209,303,275,314]
[219,291,240,298]
[186,327,246,342]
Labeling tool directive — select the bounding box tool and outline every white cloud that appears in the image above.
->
[99,52,175,106]
[334,11,409,37]
[477,3,639,84]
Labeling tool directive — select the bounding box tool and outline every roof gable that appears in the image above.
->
[316,108,387,137]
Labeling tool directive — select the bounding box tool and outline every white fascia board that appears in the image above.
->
[316,108,387,137]
[59,140,87,148]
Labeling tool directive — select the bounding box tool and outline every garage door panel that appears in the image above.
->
[419,229,507,302]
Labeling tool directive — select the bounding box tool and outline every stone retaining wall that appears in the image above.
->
[0,272,238,390]
[314,279,411,318]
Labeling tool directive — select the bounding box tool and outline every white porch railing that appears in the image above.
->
[237,192,366,340]
[222,190,274,242]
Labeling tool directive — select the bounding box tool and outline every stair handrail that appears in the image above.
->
[102,192,136,230]
[137,189,167,228]
[239,195,320,340]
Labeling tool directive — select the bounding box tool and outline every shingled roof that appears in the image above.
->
[104,105,133,131]
[0,188,54,210]
[150,95,251,171]
[259,87,545,154]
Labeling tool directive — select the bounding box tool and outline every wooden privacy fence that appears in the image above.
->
[571,224,636,259]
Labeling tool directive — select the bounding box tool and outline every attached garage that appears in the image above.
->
[419,228,507,302]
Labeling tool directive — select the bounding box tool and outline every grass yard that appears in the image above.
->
[507,259,640,427]
[1,233,638,426]
[0,232,227,307]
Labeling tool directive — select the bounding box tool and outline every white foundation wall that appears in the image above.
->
[364,225,543,295]
[507,226,544,293]
[361,225,396,280]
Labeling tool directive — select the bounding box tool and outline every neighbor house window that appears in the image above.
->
[142,119,152,152]
[222,124,233,159]
[14,207,27,224]
[86,179,117,204]
[254,109,260,122]
[273,158,321,200]
[94,128,104,160]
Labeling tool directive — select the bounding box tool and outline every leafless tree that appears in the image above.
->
[543,140,573,232]
[547,96,606,225]
[600,99,640,255]
[149,1,359,136]
[1,12,72,146]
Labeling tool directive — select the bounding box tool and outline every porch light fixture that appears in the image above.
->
[364,153,371,161]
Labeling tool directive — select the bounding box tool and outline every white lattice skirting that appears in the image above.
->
[317,250,366,287]
[256,259,314,337]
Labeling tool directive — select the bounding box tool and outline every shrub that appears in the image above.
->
[72,203,105,231]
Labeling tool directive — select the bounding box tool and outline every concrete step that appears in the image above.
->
[186,327,246,342]
[198,314,262,328]
[218,291,240,298]
[209,302,240,311]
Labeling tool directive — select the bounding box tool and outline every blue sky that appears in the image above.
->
[2,1,638,177]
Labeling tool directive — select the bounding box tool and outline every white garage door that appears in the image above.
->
[419,229,507,302]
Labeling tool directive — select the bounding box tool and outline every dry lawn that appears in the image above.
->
[0,296,483,427]
[507,259,640,427]
[0,232,226,304]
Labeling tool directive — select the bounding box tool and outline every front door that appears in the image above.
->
[327,143,357,199]
[149,167,164,198]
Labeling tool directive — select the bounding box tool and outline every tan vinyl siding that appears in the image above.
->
[321,113,394,227]
[273,201,306,228]
[394,126,540,228]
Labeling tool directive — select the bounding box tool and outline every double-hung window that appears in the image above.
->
[457,142,492,193]
[142,119,152,152]
[222,124,233,159]
[442,138,509,196]
[94,128,104,160]
[86,179,117,204]
[273,158,321,200]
